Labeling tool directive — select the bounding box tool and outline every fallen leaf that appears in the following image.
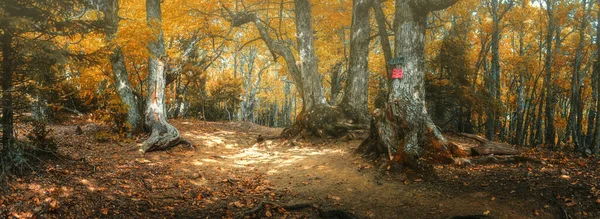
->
[560,175,570,179]
[533,209,539,216]
[596,199,600,204]
[483,210,490,215]
[265,210,272,217]
[101,208,109,215]
[565,199,577,207]
[327,195,341,201]
[490,197,496,201]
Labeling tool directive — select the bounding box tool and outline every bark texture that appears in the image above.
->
[543,0,557,148]
[103,0,142,134]
[340,0,372,125]
[1,33,14,151]
[142,0,183,153]
[358,0,458,166]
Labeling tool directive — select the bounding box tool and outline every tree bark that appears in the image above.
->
[141,0,183,153]
[566,0,588,151]
[103,0,142,134]
[592,0,600,156]
[340,0,372,125]
[543,0,557,148]
[358,0,458,166]
[372,0,392,69]
[1,33,14,153]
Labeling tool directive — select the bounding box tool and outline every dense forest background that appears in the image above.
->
[2,0,600,160]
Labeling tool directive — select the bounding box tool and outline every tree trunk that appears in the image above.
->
[372,0,392,69]
[340,0,372,125]
[1,33,14,153]
[103,0,142,134]
[141,0,183,153]
[486,0,502,141]
[592,1,600,156]
[543,0,556,148]
[358,0,459,166]
[229,0,362,138]
[566,0,588,151]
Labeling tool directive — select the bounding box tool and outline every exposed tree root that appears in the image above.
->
[357,103,468,172]
[141,124,194,153]
[280,105,369,139]
[238,201,358,219]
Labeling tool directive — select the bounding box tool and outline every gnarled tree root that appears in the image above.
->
[238,201,358,219]
[280,105,370,140]
[357,107,466,172]
[141,124,194,153]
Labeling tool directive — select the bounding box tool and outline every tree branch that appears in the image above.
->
[410,0,459,12]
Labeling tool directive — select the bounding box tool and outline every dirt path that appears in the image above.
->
[1,119,599,218]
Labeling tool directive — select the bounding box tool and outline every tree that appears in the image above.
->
[485,0,514,140]
[543,0,557,148]
[141,0,185,152]
[1,0,97,171]
[340,0,372,124]
[358,0,459,166]
[228,0,367,137]
[101,0,143,135]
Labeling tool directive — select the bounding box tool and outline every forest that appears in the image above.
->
[1,0,600,218]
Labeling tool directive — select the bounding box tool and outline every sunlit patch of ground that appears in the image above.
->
[1,118,599,218]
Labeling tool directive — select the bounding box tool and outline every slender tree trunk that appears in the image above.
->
[567,0,588,151]
[359,0,458,166]
[372,0,392,68]
[340,0,372,124]
[486,0,501,140]
[592,0,600,156]
[329,61,344,105]
[543,0,557,148]
[141,0,183,153]
[1,33,14,153]
[103,0,142,134]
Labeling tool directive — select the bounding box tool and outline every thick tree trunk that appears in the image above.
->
[340,0,372,125]
[103,0,142,134]
[359,0,458,166]
[1,33,13,152]
[229,1,364,138]
[141,0,183,153]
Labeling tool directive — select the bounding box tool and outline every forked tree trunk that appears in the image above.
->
[103,0,142,134]
[141,0,182,153]
[340,0,372,125]
[229,0,366,138]
[358,0,458,166]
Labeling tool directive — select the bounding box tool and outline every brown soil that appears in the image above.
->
[1,118,599,218]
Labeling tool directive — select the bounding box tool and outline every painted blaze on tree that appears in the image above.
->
[358,0,460,167]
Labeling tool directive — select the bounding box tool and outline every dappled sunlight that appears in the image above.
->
[80,179,98,191]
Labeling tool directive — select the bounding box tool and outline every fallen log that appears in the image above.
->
[455,133,520,156]
[471,142,520,156]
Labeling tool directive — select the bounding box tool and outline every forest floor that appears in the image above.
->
[1,117,600,218]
